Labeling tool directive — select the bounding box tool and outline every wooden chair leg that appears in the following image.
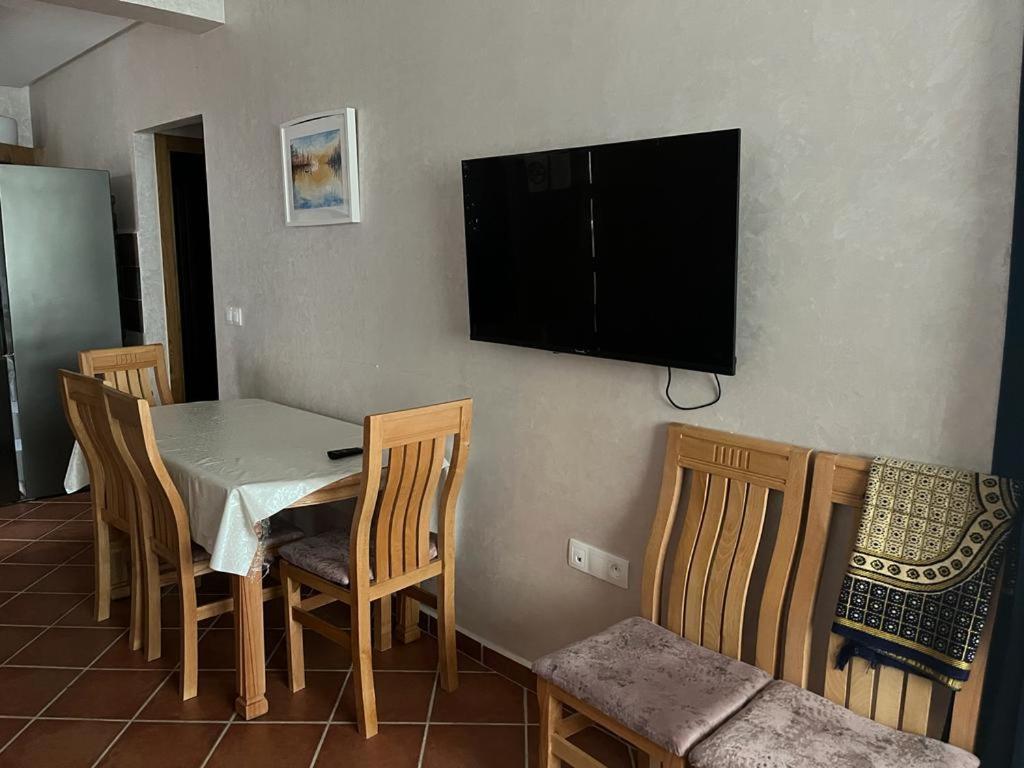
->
[352,596,379,738]
[538,678,562,768]
[143,542,162,661]
[127,535,145,651]
[281,565,306,693]
[374,595,393,652]
[397,595,421,644]
[437,564,457,692]
[179,574,199,701]
[94,517,112,623]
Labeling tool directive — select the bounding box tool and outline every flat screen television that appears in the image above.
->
[462,128,740,375]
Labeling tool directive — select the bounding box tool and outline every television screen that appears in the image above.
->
[462,128,740,375]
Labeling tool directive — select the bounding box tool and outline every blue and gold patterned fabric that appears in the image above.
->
[833,458,1020,689]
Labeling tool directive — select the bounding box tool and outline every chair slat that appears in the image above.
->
[80,344,174,405]
[389,442,423,577]
[824,632,849,706]
[721,483,769,659]
[375,445,406,582]
[848,655,877,718]
[702,479,748,653]
[683,474,728,644]
[874,666,905,729]
[416,437,445,567]
[665,471,709,635]
[402,440,435,572]
[901,673,932,736]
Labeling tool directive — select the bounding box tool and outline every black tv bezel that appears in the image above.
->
[462,128,740,377]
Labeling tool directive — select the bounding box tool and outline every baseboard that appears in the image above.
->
[410,605,537,691]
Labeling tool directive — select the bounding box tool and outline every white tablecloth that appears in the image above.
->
[65,399,367,575]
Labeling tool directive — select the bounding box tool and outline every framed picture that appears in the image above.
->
[280,109,361,226]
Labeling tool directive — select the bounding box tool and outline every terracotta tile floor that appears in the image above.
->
[0,495,636,767]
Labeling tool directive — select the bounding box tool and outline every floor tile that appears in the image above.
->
[94,628,179,669]
[0,667,79,716]
[45,669,168,718]
[373,637,440,670]
[0,502,42,519]
[0,519,67,540]
[0,625,43,662]
[205,723,324,768]
[335,671,435,723]
[57,594,131,628]
[3,540,89,565]
[0,564,52,590]
[526,690,538,723]
[68,545,95,564]
[0,718,123,768]
[0,540,28,559]
[98,721,224,768]
[263,670,346,721]
[140,670,236,721]
[0,592,87,625]
[431,672,525,723]
[8,626,124,666]
[566,727,634,768]
[315,723,423,767]
[199,627,281,669]
[269,627,352,670]
[422,724,524,768]
[59,491,92,504]
[18,503,90,521]
[0,718,29,748]
[26,565,94,593]
[42,521,95,541]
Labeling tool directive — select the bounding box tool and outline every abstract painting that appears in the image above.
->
[280,109,361,225]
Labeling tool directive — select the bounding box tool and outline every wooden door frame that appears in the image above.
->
[154,133,205,404]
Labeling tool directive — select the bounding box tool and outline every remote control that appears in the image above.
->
[327,447,363,460]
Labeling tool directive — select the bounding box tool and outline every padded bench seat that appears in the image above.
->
[689,680,980,768]
[532,617,772,757]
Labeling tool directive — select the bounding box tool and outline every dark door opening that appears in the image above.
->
[155,129,218,402]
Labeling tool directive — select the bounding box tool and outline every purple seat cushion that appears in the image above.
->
[532,616,772,757]
[689,680,979,768]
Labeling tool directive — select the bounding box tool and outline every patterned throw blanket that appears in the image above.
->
[833,457,1020,689]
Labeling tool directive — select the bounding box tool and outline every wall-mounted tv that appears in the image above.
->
[462,128,740,375]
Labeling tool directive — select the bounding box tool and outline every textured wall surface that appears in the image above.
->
[28,0,1023,660]
[0,86,33,146]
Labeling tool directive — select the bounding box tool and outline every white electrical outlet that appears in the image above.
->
[567,538,629,590]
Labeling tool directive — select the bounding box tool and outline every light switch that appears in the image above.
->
[225,306,244,326]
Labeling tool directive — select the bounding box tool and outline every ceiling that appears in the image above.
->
[0,0,133,87]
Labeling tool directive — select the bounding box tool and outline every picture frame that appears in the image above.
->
[280,108,361,226]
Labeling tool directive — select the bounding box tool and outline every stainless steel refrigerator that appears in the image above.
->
[0,165,122,501]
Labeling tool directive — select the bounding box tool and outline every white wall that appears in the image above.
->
[0,86,33,146]
[28,0,1023,660]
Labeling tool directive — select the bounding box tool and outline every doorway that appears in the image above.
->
[154,122,218,402]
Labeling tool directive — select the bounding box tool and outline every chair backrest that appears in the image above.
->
[102,385,193,569]
[783,452,996,752]
[641,424,812,676]
[79,344,174,406]
[57,369,134,534]
[349,399,473,590]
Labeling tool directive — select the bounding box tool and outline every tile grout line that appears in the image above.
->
[199,713,236,768]
[0,530,98,664]
[0,626,128,755]
[416,671,440,768]
[307,666,352,767]
[90,616,223,767]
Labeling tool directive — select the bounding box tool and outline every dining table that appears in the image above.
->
[65,398,371,719]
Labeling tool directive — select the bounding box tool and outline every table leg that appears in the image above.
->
[232,572,268,719]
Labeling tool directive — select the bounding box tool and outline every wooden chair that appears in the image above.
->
[535,424,812,767]
[80,343,174,406]
[278,398,473,738]
[102,385,287,699]
[781,452,999,754]
[58,370,144,649]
